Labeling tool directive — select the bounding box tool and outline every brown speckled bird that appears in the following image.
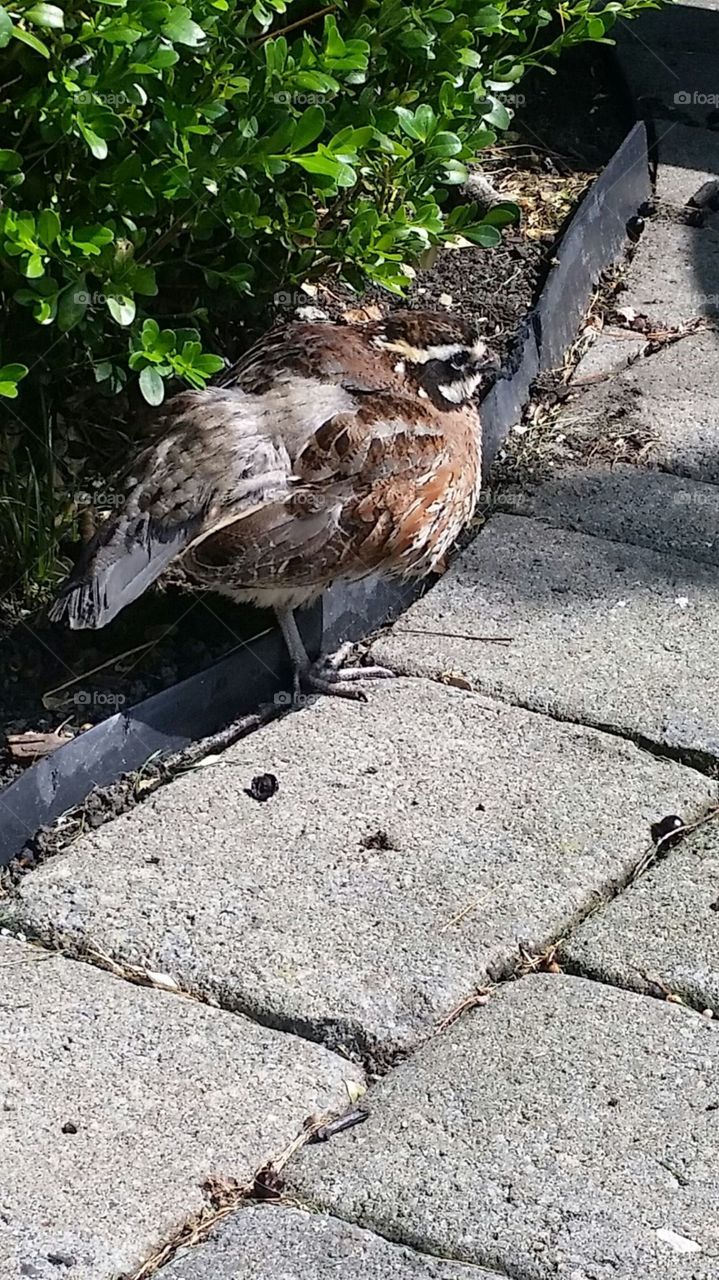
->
[50,311,495,698]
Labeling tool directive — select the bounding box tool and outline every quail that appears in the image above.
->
[50,310,496,699]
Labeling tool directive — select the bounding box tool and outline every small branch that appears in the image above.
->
[394,627,513,644]
[253,5,336,45]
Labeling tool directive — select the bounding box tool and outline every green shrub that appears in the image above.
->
[0,0,661,593]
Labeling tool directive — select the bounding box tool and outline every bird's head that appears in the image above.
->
[373,310,498,407]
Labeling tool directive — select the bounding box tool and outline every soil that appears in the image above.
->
[0,45,633,796]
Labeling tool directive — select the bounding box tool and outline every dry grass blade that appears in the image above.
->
[436,987,492,1034]
[124,1104,353,1279]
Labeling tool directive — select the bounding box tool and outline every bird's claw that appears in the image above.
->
[294,644,395,703]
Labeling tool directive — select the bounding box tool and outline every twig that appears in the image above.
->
[42,640,157,707]
[436,987,491,1034]
[253,5,336,44]
[394,627,513,644]
[439,898,483,933]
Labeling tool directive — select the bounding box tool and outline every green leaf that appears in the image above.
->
[139,365,165,404]
[0,362,28,397]
[459,223,502,248]
[0,7,12,47]
[0,149,21,172]
[0,363,28,382]
[482,201,520,227]
[57,281,88,332]
[162,5,206,46]
[77,121,108,160]
[37,208,60,245]
[106,294,136,325]
[24,3,64,29]
[291,106,326,153]
[288,152,355,186]
[129,266,157,296]
[9,21,49,55]
[24,253,45,278]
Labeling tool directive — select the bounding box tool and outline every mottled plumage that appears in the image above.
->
[50,311,495,698]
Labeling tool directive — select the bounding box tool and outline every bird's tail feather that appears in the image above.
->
[49,511,204,630]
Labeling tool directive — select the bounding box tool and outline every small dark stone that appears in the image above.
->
[626,215,645,243]
[247,773,279,803]
[650,814,685,850]
[688,179,719,212]
[684,207,706,229]
[638,200,656,218]
[710,896,719,914]
[61,1120,78,1135]
[252,1164,284,1200]
[360,829,395,851]
[47,1253,76,1268]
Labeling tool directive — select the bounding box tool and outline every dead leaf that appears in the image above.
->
[440,671,473,691]
[345,1079,367,1104]
[6,728,74,762]
[342,304,383,324]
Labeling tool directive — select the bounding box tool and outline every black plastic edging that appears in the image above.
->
[0,122,650,867]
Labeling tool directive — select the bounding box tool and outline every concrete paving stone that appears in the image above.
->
[500,464,719,566]
[545,330,719,484]
[372,515,719,763]
[159,1204,498,1280]
[623,221,719,324]
[655,123,719,205]
[0,936,362,1280]
[569,327,647,379]
[4,680,714,1057]
[563,816,719,1015]
[289,974,719,1280]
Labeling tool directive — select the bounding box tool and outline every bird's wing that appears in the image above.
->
[187,392,473,590]
[49,385,325,629]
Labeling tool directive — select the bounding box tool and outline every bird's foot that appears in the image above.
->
[297,643,396,703]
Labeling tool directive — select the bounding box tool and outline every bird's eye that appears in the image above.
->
[449,351,468,371]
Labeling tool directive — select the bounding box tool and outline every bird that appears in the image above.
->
[50,310,496,700]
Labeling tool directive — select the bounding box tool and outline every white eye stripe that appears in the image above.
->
[376,337,486,364]
[422,342,466,362]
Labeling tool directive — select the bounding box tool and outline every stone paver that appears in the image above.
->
[290,974,719,1280]
[656,123,719,204]
[0,936,362,1280]
[541,331,719,485]
[564,817,719,1014]
[500,464,719,566]
[624,221,719,324]
[4,680,713,1056]
[372,515,719,763]
[160,1205,497,1280]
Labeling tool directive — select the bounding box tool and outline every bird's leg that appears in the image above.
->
[275,607,395,703]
